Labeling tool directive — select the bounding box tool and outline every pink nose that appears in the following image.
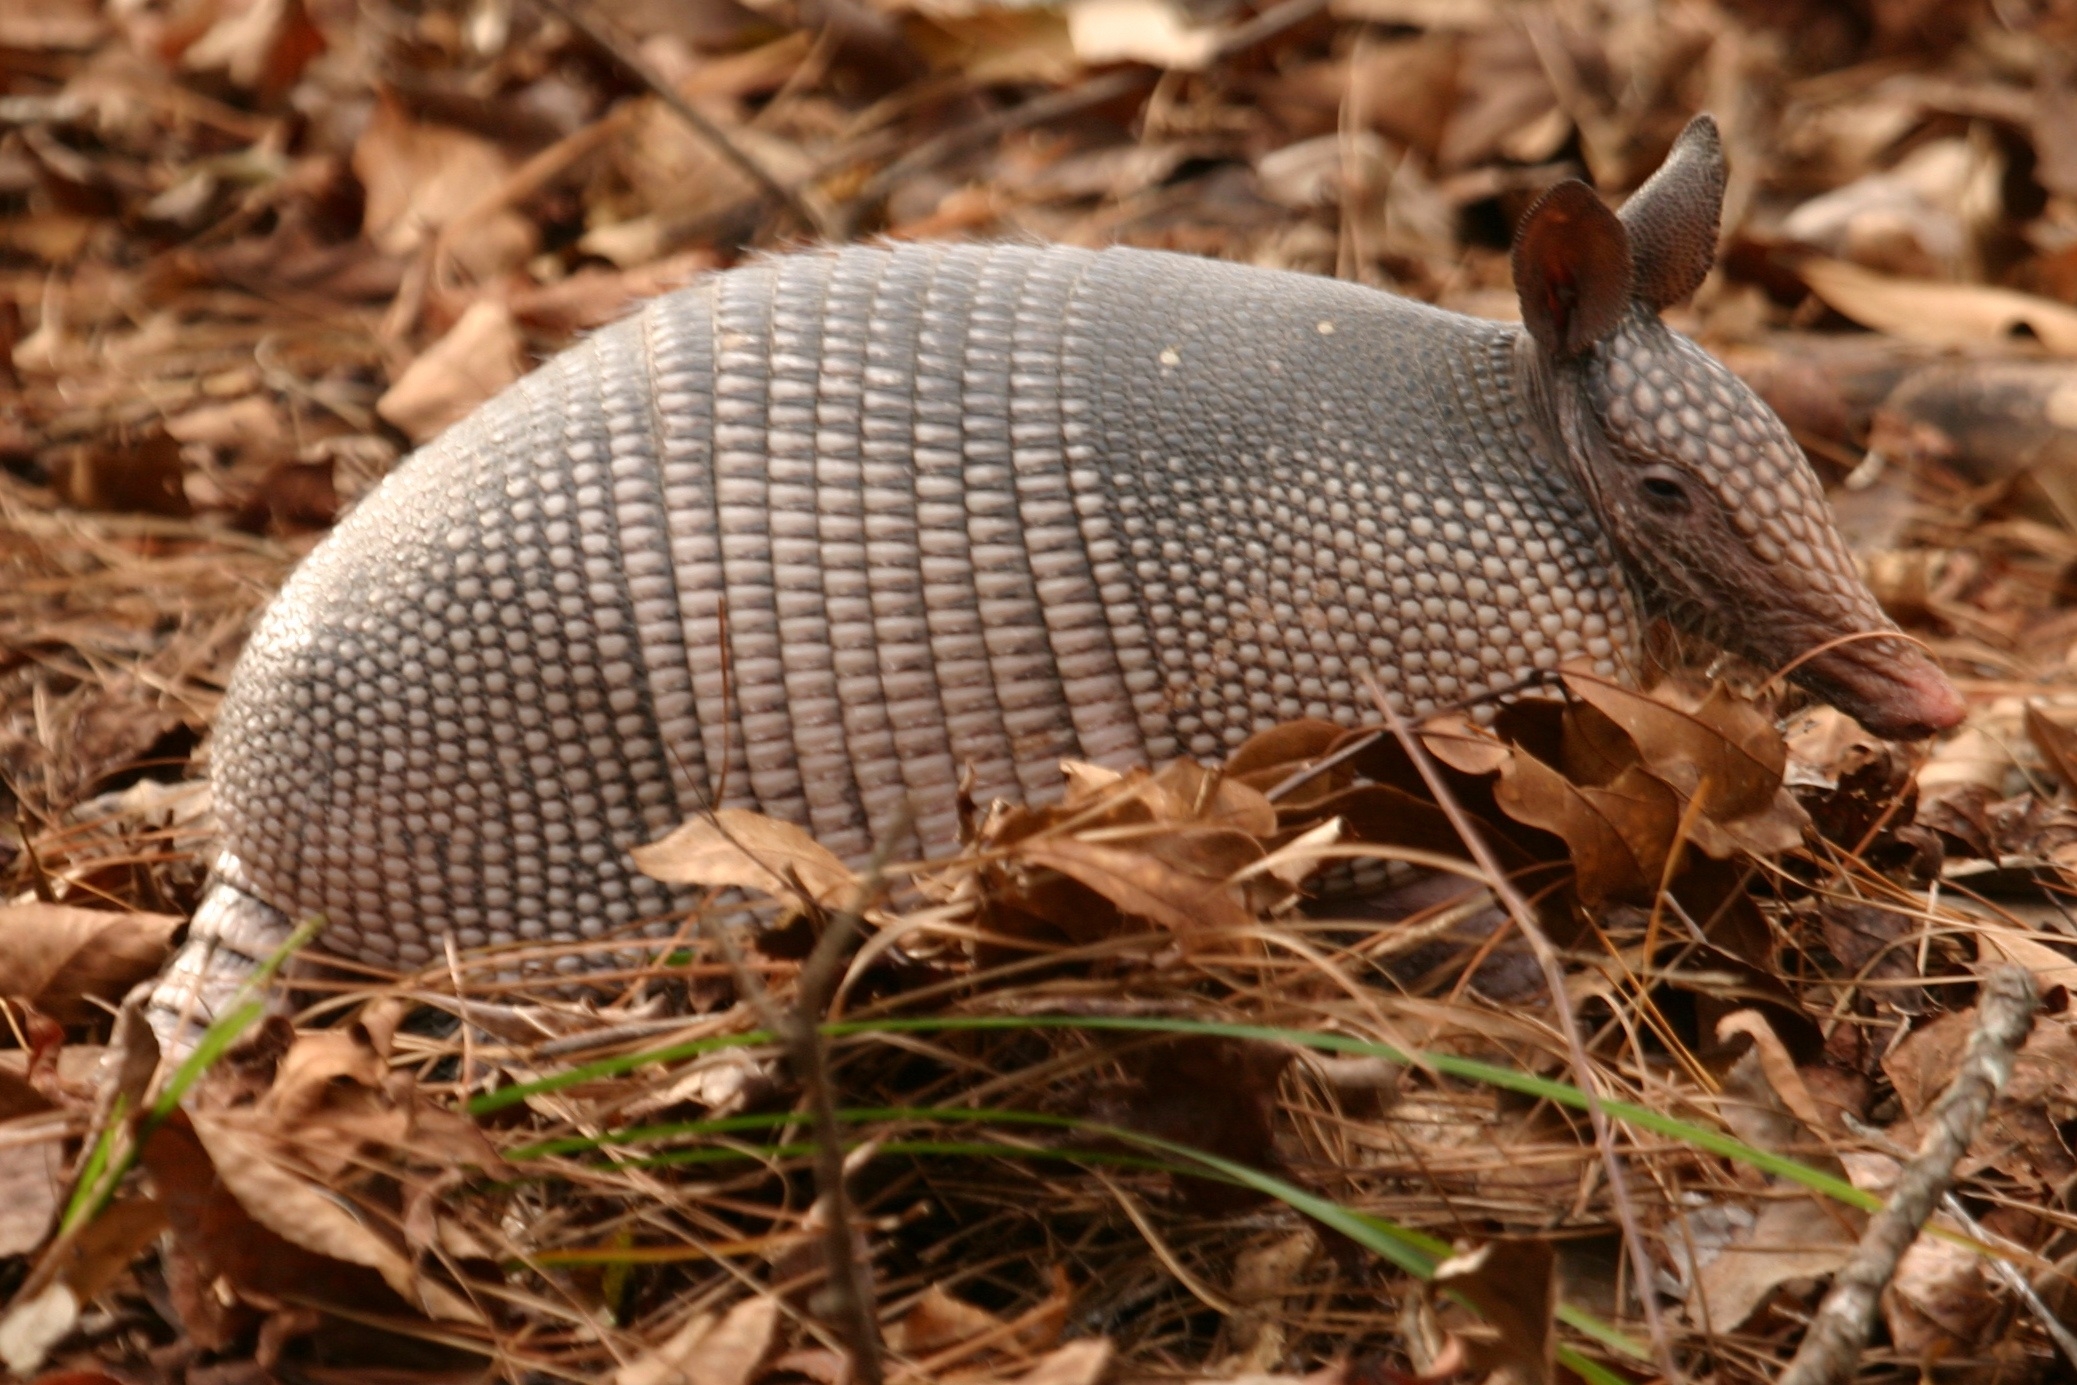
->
[1831,655,1966,741]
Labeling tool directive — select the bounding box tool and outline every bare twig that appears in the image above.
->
[1365,678,1677,1378]
[1779,966,2039,1385]
[1839,1110,2077,1371]
[791,897,885,1385]
[838,0,1330,235]
[527,0,827,236]
[693,809,909,1385]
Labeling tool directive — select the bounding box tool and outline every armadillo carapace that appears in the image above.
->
[146,115,1963,1038]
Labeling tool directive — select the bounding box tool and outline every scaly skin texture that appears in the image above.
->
[144,117,1962,1042]
[207,243,1632,966]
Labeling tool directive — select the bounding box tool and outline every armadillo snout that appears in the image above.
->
[1585,316,1962,741]
[1794,636,1965,740]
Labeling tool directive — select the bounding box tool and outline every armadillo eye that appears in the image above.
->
[1638,469,1690,514]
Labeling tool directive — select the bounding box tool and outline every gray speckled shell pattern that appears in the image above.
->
[208,242,1637,968]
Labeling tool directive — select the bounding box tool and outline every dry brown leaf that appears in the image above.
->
[187,1109,483,1323]
[1422,714,1512,776]
[0,1122,65,1257]
[1690,1197,1857,1333]
[1017,834,1255,936]
[1226,718,1347,789]
[2026,702,2077,792]
[1884,1231,1997,1356]
[633,807,863,912]
[141,1114,429,1356]
[890,1284,1012,1355]
[1064,0,1217,69]
[375,299,526,444]
[0,1196,166,1376]
[616,1294,779,1385]
[1490,749,1658,906]
[1015,1338,1112,1385]
[177,0,324,98]
[1563,674,1784,818]
[1799,258,2077,355]
[1145,759,1279,836]
[1884,1005,2077,1182]
[0,903,182,1026]
[1974,921,2077,1002]
[351,99,532,271]
[911,9,1078,86]
[1239,817,1345,890]
[250,1016,511,1179]
[51,431,191,517]
[0,0,103,48]
[1429,1239,1557,1385]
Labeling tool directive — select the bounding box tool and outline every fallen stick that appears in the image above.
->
[1777,965,2038,1385]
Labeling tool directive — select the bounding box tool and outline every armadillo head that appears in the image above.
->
[1512,115,1965,741]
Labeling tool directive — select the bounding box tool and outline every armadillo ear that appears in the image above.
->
[1617,113,1726,310]
[1512,180,1634,359]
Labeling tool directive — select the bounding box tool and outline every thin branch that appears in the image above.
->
[1366,679,1677,1378]
[791,899,884,1385]
[693,810,909,1385]
[1779,966,2038,1385]
[1840,1111,2077,1372]
[528,0,828,236]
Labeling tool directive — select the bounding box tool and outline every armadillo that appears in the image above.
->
[145,115,1963,1040]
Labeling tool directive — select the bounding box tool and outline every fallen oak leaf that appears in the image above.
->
[633,808,864,914]
[1562,672,1786,820]
[1016,833,1258,936]
[0,1197,166,1376]
[1798,257,2077,355]
[1490,749,1663,907]
[615,1292,779,1385]
[186,1108,484,1323]
[1144,758,1278,836]
[1429,1238,1558,1385]
[0,903,182,1027]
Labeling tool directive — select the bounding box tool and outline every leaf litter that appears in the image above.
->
[11,0,2077,1380]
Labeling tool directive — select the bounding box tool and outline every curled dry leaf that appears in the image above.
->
[633,807,863,914]
[0,1120,64,1258]
[891,1284,1015,1356]
[351,98,533,271]
[1064,0,1218,69]
[141,1115,428,1352]
[615,1293,779,1385]
[1016,833,1257,937]
[1014,1338,1113,1385]
[1563,672,1809,856]
[1563,673,1783,818]
[1799,258,2077,355]
[0,903,181,1027]
[1690,1197,1859,1333]
[1883,1231,1998,1356]
[1427,1238,1557,1385]
[1882,1001,2077,1182]
[186,1107,483,1322]
[0,1197,167,1377]
[375,299,526,444]
[1490,749,1670,906]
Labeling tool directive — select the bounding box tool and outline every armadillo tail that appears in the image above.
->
[144,860,295,1054]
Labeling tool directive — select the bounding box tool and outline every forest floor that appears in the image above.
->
[7,0,2077,1382]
